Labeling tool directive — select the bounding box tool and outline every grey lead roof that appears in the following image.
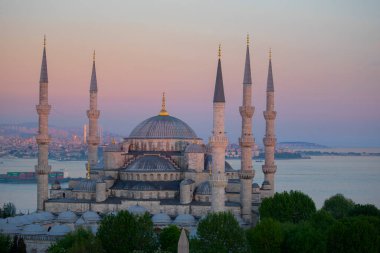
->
[90,61,98,92]
[40,46,48,83]
[243,46,252,85]
[213,59,225,103]
[267,59,274,92]
[125,155,178,172]
[129,115,198,139]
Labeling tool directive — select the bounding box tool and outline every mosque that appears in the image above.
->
[34,35,278,226]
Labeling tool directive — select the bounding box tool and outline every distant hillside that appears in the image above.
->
[277,142,328,149]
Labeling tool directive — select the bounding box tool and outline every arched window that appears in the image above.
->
[158,174,161,180]
[164,174,168,180]
[150,174,154,180]
[137,174,140,180]
[170,174,173,180]
[143,174,147,180]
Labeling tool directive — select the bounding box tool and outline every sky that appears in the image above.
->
[0,0,379,147]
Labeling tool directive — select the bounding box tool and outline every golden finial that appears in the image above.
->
[247,34,250,46]
[218,44,221,59]
[269,48,272,60]
[43,35,46,47]
[86,163,91,179]
[93,50,96,62]
[111,138,116,145]
[159,92,169,116]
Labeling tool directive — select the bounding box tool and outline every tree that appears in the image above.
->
[96,210,158,253]
[0,234,11,253]
[10,235,26,253]
[282,222,325,253]
[349,204,380,217]
[259,191,316,223]
[322,194,355,219]
[159,225,181,253]
[191,212,248,253]
[48,227,103,253]
[326,217,380,253]
[246,218,283,253]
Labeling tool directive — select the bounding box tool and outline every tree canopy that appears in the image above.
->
[259,190,316,223]
[191,212,248,253]
[96,210,158,253]
[246,218,283,253]
[159,225,181,253]
[322,193,355,219]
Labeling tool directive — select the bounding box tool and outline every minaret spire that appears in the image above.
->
[239,35,255,223]
[35,35,52,211]
[210,44,228,213]
[87,51,100,169]
[262,48,277,197]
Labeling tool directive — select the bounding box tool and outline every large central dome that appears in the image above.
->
[129,115,198,139]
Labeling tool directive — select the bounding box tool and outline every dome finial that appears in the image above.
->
[43,35,46,47]
[86,163,91,179]
[93,50,95,62]
[159,92,169,116]
[218,44,221,59]
[269,48,272,60]
[247,34,250,47]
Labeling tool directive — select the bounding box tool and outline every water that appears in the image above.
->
[0,150,379,213]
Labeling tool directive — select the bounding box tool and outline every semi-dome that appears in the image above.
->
[0,223,21,234]
[152,213,172,225]
[173,214,196,227]
[185,143,205,153]
[129,115,198,139]
[82,211,101,223]
[22,224,46,235]
[125,155,178,172]
[195,181,211,195]
[49,225,72,236]
[57,211,77,223]
[73,179,96,192]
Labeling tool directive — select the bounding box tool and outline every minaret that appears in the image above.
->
[87,51,100,168]
[262,49,277,196]
[209,45,228,213]
[35,36,51,211]
[239,35,255,223]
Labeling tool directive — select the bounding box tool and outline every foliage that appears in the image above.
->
[282,222,324,253]
[322,194,355,219]
[259,190,316,223]
[10,235,26,253]
[159,225,181,253]
[191,212,248,253]
[326,217,380,253]
[48,227,103,253]
[349,204,380,217]
[0,203,16,218]
[0,234,11,253]
[246,218,283,253]
[96,210,158,253]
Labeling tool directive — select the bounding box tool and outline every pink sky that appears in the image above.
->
[0,1,379,147]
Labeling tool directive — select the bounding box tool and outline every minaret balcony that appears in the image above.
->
[36,134,51,144]
[263,137,276,146]
[209,136,228,148]
[239,106,254,118]
[262,165,277,174]
[239,136,255,147]
[36,104,51,114]
[35,165,52,174]
[263,111,277,120]
[87,136,100,145]
[87,110,100,119]
[238,170,254,180]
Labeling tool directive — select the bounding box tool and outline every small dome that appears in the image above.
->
[261,180,272,190]
[127,205,147,215]
[0,223,21,234]
[82,211,101,223]
[195,181,211,195]
[33,211,55,222]
[22,224,46,235]
[125,155,178,172]
[49,225,72,236]
[252,183,260,189]
[8,215,33,226]
[90,224,99,235]
[185,144,205,153]
[73,179,96,192]
[180,179,195,186]
[58,211,77,223]
[173,214,196,227]
[152,213,172,225]
[129,115,198,139]
[52,180,61,190]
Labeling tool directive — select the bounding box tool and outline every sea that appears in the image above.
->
[0,148,379,213]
